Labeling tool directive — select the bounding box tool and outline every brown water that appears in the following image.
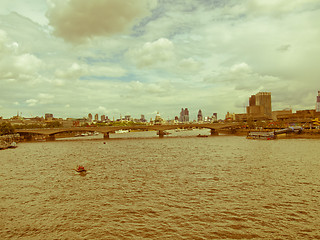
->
[1,133,320,239]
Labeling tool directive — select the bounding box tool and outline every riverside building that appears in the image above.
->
[246,92,272,120]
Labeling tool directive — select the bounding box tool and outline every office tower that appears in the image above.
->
[101,115,106,122]
[179,108,184,122]
[179,108,190,122]
[247,92,272,118]
[88,113,92,122]
[94,114,99,121]
[184,108,189,122]
[197,109,203,122]
[317,91,320,112]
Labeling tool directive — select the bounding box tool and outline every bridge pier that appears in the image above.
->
[24,134,34,141]
[158,130,164,138]
[103,132,110,139]
[210,129,219,136]
[46,135,56,141]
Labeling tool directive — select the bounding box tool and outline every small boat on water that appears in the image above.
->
[75,166,87,173]
[197,134,208,137]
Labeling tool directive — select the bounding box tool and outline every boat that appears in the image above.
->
[7,142,17,148]
[197,134,208,137]
[247,131,276,140]
[115,130,129,134]
[75,166,87,173]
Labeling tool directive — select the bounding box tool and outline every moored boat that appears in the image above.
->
[247,131,276,140]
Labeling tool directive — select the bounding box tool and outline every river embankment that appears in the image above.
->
[220,128,320,139]
[0,134,20,149]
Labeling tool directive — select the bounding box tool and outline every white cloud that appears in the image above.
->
[26,99,38,106]
[128,38,176,68]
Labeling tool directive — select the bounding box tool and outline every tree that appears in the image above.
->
[0,122,15,136]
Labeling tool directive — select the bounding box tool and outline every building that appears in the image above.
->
[101,115,106,122]
[277,109,320,123]
[272,109,292,121]
[197,110,203,122]
[124,115,131,121]
[316,91,320,112]
[154,112,163,124]
[88,113,92,122]
[140,115,146,122]
[94,114,99,122]
[246,92,272,119]
[212,113,217,122]
[45,113,53,121]
[179,108,189,122]
[225,112,235,121]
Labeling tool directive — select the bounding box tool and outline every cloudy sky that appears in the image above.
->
[0,0,319,120]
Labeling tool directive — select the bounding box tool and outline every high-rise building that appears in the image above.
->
[94,114,99,122]
[247,92,272,119]
[101,115,106,122]
[179,108,190,122]
[88,113,92,122]
[179,108,184,122]
[197,109,203,122]
[184,108,189,122]
[316,91,320,112]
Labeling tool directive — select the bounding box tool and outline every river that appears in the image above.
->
[1,130,319,239]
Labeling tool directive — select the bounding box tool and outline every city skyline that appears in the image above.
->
[1,1,320,120]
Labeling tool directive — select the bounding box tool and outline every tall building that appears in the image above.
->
[179,108,184,122]
[101,115,106,122]
[88,113,92,122]
[197,109,203,122]
[247,92,272,119]
[94,114,99,122]
[184,108,189,122]
[316,91,320,112]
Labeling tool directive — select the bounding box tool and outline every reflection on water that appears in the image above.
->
[1,133,320,239]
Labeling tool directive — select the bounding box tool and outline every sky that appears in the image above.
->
[0,0,320,121]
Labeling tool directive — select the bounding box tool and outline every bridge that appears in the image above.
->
[16,123,241,141]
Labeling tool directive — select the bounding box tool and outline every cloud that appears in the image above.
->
[47,0,156,43]
[38,93,55,104]
[128,38,175,68]
[178,57,200,72]
[0,29,42,81]
[204,62,282,92]
[245,0,318,16]
[55,62,127,80]
[55,63,86,80]
[26,99,38,106]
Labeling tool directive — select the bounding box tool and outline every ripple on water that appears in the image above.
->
[1,136,320,239]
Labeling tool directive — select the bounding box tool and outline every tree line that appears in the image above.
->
[0,121,62,136]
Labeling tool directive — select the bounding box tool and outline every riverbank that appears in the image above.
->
[220,129,320,139]
[0,134,20,149]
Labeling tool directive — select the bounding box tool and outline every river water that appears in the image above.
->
[1,130,320,239]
